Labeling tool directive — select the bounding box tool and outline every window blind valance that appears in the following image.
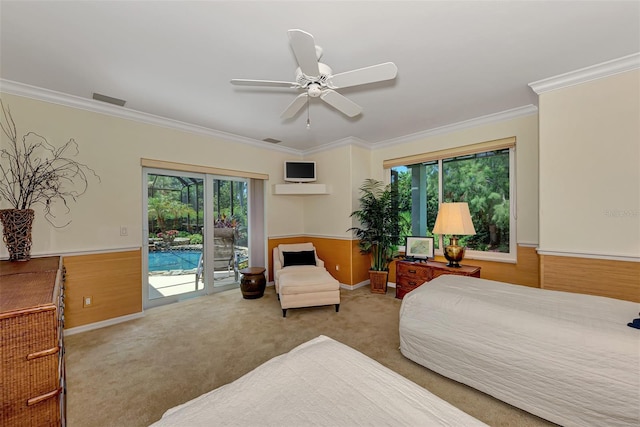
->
[383,136,516,169]
[141,158,269,180]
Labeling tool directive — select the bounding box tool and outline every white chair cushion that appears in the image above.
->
[275,265,320,283]
[279,268,339,295]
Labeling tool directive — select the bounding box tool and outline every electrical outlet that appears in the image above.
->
[335,265,340,271]
[83,296,92,307]
[120,226,128,236]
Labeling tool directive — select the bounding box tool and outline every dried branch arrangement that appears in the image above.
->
[0,99,100,227]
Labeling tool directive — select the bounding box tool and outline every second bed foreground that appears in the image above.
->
[150,335,487,426]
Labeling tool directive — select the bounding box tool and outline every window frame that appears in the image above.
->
[387,139,517,264]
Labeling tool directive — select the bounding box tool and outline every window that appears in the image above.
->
[389,140,515,261]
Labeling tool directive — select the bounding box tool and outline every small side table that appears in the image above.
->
[239,267,266,299]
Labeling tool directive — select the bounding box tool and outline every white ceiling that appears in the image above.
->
[1,1,639,152]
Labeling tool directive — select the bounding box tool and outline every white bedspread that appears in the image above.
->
[399,274,640,427]
[150,335,487,426]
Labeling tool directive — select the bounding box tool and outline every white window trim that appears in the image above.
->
[392,145,517,264]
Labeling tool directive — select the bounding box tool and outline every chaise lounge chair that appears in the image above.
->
[273,243,340,317]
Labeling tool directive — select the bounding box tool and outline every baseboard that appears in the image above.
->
[64,311,144,336]
[340,281,370,291]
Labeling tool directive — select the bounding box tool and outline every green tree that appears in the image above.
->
[392,150,510,252]
[443,152,509,251]
[148,194,196,232]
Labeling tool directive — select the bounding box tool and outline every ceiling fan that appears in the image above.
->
[230,29,398,119]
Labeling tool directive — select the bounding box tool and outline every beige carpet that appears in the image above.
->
[65,285,555,427]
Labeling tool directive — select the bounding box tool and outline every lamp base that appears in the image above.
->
[443,236,465,268]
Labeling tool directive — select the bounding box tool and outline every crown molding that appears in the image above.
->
[1,78,539,156]
[372,104,538,149]
[528,52,640,94]
[0,79,302,155]
[302,136,370,155]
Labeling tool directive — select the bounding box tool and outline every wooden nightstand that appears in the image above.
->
[395,260,481,299]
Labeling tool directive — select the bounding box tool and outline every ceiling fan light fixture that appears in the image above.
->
[307,83,322,98]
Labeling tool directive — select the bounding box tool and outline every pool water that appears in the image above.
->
[148,251,202,272]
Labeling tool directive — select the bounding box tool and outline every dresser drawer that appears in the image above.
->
[396,262,431,299]
[396,278,423,299]
[396,262,432,280]
[395,260,481,299]
[1,256,64,427]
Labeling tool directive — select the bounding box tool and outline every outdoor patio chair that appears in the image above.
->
[195,229,239,285]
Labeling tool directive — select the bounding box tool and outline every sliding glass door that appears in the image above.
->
[143,169,250,308]
[210,178,249,288]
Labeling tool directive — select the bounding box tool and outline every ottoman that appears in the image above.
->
[278,266,340,317]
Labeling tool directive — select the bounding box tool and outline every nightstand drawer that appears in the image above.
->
[396,262,431,281]
[395,260,481,299]
[396,276,426,299]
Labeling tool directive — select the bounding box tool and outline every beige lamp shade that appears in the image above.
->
[432,202,476,236]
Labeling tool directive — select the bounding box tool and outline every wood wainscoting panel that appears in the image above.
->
[541,254,640,302]
[394,245,540,288]
[310,238,352,285]
[63,250,142,328]
[351,239,370,286]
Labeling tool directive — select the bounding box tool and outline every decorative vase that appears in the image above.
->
[369,270,389,294]
[0,209,35,261]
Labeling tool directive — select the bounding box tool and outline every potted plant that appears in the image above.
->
[348,178,401,293]
[0,99,99,261]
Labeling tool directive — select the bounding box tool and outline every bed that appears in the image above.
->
[150,335,488,426]
[399,274,640,427]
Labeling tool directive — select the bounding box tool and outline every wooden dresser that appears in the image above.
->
[395,260,481,299]
[0,256,66,426]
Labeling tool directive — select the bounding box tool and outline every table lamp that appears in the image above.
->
[432,202,476,268]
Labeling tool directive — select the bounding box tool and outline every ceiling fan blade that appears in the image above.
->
[281,93,308,119]
[328,62,398,89]
[320,89,362,117]
[287,29,320,77]
[230,79,298,88]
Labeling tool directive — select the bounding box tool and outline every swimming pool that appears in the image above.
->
[148,250,201,272]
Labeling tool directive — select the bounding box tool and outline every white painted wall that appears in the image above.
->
[0,92,541,260]
[537,70,640,259]
[300,145,353,238]
[0,94,302,257]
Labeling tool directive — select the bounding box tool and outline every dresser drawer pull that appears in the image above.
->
[408,281,417,286]
[27,388,61,406]
[27,346,59,360]
[408,269,417,274]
